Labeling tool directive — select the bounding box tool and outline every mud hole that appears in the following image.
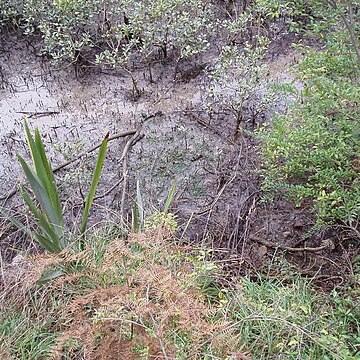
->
[0,33,357,289]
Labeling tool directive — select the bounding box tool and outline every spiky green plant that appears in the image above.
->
[1,121,108,253]
[16,121,65,252]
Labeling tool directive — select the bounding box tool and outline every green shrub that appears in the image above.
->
[4,0,213,70]
[223,276,360,359]
[259,40,359,225]
[0,0,24,29]
[207,36,271,135]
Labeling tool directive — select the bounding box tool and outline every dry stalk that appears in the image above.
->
[120,130,143,220]
[249,235,334,253]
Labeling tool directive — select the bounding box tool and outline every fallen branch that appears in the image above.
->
[53,129,137,172]
[75,178,124,207]
[16,111,60,118]
[189,113,236,146]
[249,235,334,253]
[196,145,245,216]
[94,178,123,201]
[0,187,18,204]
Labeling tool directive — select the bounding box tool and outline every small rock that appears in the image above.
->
[11,254,26,266]
[293,219,305,229]
[322,239,335,250]
[258,245,268,257]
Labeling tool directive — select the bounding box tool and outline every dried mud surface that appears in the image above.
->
[0,33,357,289]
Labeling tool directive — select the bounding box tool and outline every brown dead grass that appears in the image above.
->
[1,230,250,359]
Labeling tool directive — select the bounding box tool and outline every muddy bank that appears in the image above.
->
[1,33,352,288]
[0,34,231,250]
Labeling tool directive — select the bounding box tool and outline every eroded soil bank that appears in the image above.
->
[0,33,355,289]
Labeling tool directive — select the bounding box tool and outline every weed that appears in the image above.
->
[2,228,358,359]
[217,276,359,359]
[0,230,247,359]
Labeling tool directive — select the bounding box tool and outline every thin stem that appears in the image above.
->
[326,0,360,62]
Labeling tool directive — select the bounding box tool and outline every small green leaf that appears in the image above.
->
[37,267,66,285]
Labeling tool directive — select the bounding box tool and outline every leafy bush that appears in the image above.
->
[97,0,213,63]
[259,37,360,225]
[3,0,213,70]
[0,0,23,29]
[224,276,360,359]
[207,36,271,135]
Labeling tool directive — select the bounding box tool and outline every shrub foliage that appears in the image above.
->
[259,6,360,225]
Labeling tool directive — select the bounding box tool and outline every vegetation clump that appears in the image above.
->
[0,121,109,253]
[0,229,245,359]
[1,228,358,359]
[0,1,359,359]
[1,0,214,67]
[259,2,360,226]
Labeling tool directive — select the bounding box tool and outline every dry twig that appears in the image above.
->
[249,235,334,253]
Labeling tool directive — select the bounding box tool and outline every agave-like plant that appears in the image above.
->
[0,120,108,253]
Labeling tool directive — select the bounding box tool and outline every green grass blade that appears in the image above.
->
[132,180,144,233]
[164,180,177,214]
[0,206,34,238]
[37,267,66,285]
[80,133,109,236]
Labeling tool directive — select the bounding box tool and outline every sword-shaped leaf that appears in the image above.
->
[34,231,62,253]
[17,154,64,241]
[21,187,64,252]
[80,133,109,238]
[164,180,177,215]
[24,121,63,227]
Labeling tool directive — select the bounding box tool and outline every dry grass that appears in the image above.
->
[1,228,358,359]
[1,229,250,359]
